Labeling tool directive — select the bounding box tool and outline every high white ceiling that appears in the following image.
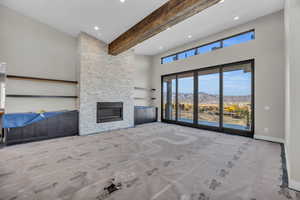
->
[0,0,168,44]
[0,0,284,56]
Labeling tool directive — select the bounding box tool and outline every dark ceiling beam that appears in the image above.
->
[108,0,221,55]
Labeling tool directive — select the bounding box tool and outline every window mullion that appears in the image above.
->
[220,67,224,130]
[194,71,198,124]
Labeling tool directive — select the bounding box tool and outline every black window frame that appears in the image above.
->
[162,54,178,64]
[161,29,255,64]
[197,41,222,54]
[161,59,255,138]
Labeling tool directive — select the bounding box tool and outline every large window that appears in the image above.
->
[161,30,255,64]
[161,60,254,137]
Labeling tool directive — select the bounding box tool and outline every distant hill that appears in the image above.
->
[176,92,251,104]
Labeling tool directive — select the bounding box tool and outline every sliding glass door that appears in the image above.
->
[198,69,220,127]
[178,72,194,123]
[161,60,254,137]
[222,63,253,131]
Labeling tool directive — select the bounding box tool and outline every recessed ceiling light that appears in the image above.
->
[234,16,240,20]
[94,26,99,31]
[188,35,192,39]
[219,0,225,3]
[120,0,125,3]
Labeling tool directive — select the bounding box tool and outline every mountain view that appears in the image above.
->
[165,92,252,130]
[177,92,251,104]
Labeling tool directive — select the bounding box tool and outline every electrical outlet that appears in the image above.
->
[264,106,270,111]
[264,128,269,133]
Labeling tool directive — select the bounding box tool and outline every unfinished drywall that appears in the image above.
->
[79,33,135,135]
[0,5,78,113]
[284,0,300,191]
[151,11,285,141]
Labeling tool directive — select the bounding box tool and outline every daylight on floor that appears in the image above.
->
[0,0,299,199]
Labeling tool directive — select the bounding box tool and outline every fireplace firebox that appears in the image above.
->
[97,102,123,123]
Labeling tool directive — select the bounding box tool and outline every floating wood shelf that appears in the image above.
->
[6,95,78,99]
[134,87,156,91]
[7,75,78,84]
[134,97,156,100]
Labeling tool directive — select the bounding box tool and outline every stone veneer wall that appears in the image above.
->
[78,33,135,135]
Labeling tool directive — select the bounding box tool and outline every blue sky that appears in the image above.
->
[178,70,251,96]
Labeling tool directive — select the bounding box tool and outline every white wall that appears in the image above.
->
[151,11,285,141]
[133,55,153,106]
[0,5,78,113]
[284,0,300,191]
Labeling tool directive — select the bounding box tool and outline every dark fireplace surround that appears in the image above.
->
[97,102,123,123]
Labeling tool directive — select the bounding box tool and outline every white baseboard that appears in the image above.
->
[254,135,285,144]
[289,179,300,192]
[285,145,291,183]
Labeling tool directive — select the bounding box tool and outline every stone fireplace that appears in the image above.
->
[78,33,134,135]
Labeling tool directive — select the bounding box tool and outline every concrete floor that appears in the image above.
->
[0,123,299,200]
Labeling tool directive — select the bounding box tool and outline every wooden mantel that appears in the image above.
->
[108,0,221,55]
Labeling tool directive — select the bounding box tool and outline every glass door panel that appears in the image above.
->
[223,63,252,131]
[178,72,194,123]
[162,75,177,121]
[198,69,220,127]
